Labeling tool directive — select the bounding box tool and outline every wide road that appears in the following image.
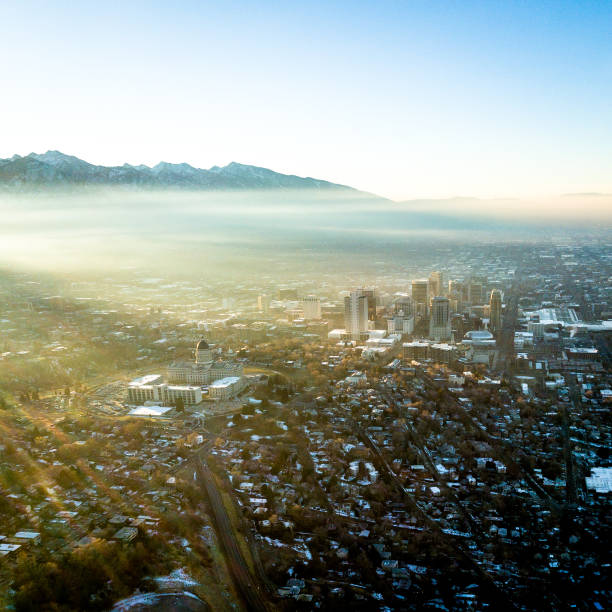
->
[195,462,270,612]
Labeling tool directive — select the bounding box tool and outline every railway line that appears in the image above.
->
[195,462,270,612]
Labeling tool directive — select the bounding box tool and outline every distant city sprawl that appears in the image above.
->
[0,239,610,610]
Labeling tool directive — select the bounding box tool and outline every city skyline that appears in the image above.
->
[2,242,611,611]
[1,3,611,610]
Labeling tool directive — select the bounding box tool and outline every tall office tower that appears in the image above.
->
[468,282,482,305]
[468,275,488,305]
[448,280,464,311]
[257,294,270,313]
[344,290,369,340]
[301,295,321,320]
[429,270,445,297]
[361,288,377,320]
[429,296,451,341]
[489,289,502,334]
[411,279,430,317]
[451,313,465,342]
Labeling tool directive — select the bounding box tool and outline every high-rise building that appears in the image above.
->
[257,294,270,314]
[469,283,482,305]
[448,280,464,312]
[411,279,429,316]
[468,275,487,305]
[429,296,451,341]
[429,270,445,297]
[344,290,369,340]
[301,295,321,320]
[489,289,502,334]
[451,313,465,342]
[361,288,377,320]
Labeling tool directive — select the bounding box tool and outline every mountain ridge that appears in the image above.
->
[0,150,354,192]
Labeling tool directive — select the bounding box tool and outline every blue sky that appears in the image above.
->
[1,0,610,199]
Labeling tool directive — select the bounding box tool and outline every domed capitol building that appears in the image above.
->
[166,339,243,385]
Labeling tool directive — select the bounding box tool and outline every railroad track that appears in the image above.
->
[196,462,270,612]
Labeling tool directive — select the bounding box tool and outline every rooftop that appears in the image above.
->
[585,467,612,494]
[128,405,173,417]
[209,376,241,389]
[129,374,162,386]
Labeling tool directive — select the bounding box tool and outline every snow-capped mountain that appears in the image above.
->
[0,151,351,191]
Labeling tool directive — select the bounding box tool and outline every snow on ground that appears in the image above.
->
[292,542,312,560]
[257,535,312,560]
[154,568,199,588]
[113,592,160,610]
[259,535,285,548]
[112,591,206,611]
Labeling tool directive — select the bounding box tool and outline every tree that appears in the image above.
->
[12,534,169,612]
[542,460,562,481]
[175,396,185,412]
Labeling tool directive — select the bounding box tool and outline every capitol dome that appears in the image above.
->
[195,338,213,365]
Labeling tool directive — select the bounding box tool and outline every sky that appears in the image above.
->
[1,0,611,200]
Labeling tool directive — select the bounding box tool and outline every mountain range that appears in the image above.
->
[0,151,352,192]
